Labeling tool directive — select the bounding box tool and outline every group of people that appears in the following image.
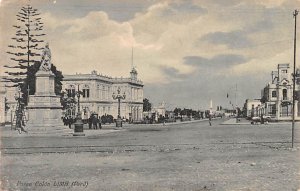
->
[62,116,76,129]
[88,115,102,129]
[63,114,102,129]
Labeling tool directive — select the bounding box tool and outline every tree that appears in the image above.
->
[24,61,64,102]
[180,108,187,117]
[3,5,46,105]
[173,108,181,117]
[60,91,76,111]
[143,98,152,112]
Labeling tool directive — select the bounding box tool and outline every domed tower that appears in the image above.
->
[130,67,138,80]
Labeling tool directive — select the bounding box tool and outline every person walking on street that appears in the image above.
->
[68,117,72,129]
[98,116,102,129]
[92,115,98,129]
[209,114,212,126]
[88,115,92,129]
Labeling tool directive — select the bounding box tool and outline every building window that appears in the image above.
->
[272,91,277,98]
[102,86,105,100]
[97,85,100,98]
[271,105,276,115]
[66,85,75,97]
[82,85,90,98]
[283,89,287,100]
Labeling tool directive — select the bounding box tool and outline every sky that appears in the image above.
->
[1,0,300,110]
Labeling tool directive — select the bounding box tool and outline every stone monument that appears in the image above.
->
[26,43,66,132]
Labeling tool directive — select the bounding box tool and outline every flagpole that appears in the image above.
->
[292,10,298,148]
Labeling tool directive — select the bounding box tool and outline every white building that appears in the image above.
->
[0,68,144,124]
[244,99,263,118]
[245,63,300,121]
[261,63,298,120]
[62,68,144,122]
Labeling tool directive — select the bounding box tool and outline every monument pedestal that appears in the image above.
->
[26,70,70,134]
[115,118,123,128]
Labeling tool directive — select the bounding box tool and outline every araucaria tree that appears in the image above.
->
[4,5,45,104]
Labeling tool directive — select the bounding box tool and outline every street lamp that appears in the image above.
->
[112,87,126,127]
[73,84,85,136]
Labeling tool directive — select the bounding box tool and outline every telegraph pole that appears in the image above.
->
[292,9,298,148]
[235,83,238,122]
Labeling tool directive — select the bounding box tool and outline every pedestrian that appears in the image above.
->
[63,117,66,126]
[98,116,102,129]
[68,117,72,129]
[209,115,212,126]
[260,114,264,124]
[88,115,92,129]
[92,115,98,129]
[64,116,68,126]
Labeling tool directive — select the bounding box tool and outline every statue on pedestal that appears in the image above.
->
[26,42,68,132]
[39,43,52,72]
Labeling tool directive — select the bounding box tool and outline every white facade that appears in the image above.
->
[62,68,144,121]
[245,63,300,121]
[244,99,262,118]
[261,63,299,120]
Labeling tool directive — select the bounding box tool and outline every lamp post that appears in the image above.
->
[73,84,85,136]
[112,87,126,127]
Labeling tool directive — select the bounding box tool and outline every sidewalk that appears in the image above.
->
[221,118,298,125]
[126,118,213,127]
[221,118,250,125]
[0,118,220,137]
[0,126,123,138]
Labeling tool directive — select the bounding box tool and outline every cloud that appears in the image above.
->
[167,0,207,15]
[184,54,248,68]
[201,30,252,49]
[160,65,188,80]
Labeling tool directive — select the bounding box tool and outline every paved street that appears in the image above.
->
[1,119,300,191]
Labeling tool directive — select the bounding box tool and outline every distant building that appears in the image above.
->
[243,99,262,118]
[152,102,166,118]
[62,68,144,122]
[143,102,166,123]
[261,63,299,120]
[245,63,300,121]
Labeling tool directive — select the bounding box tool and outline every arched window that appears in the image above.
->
[82,85,90,98]
[272,90,277,98]
[66,85,75,97]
